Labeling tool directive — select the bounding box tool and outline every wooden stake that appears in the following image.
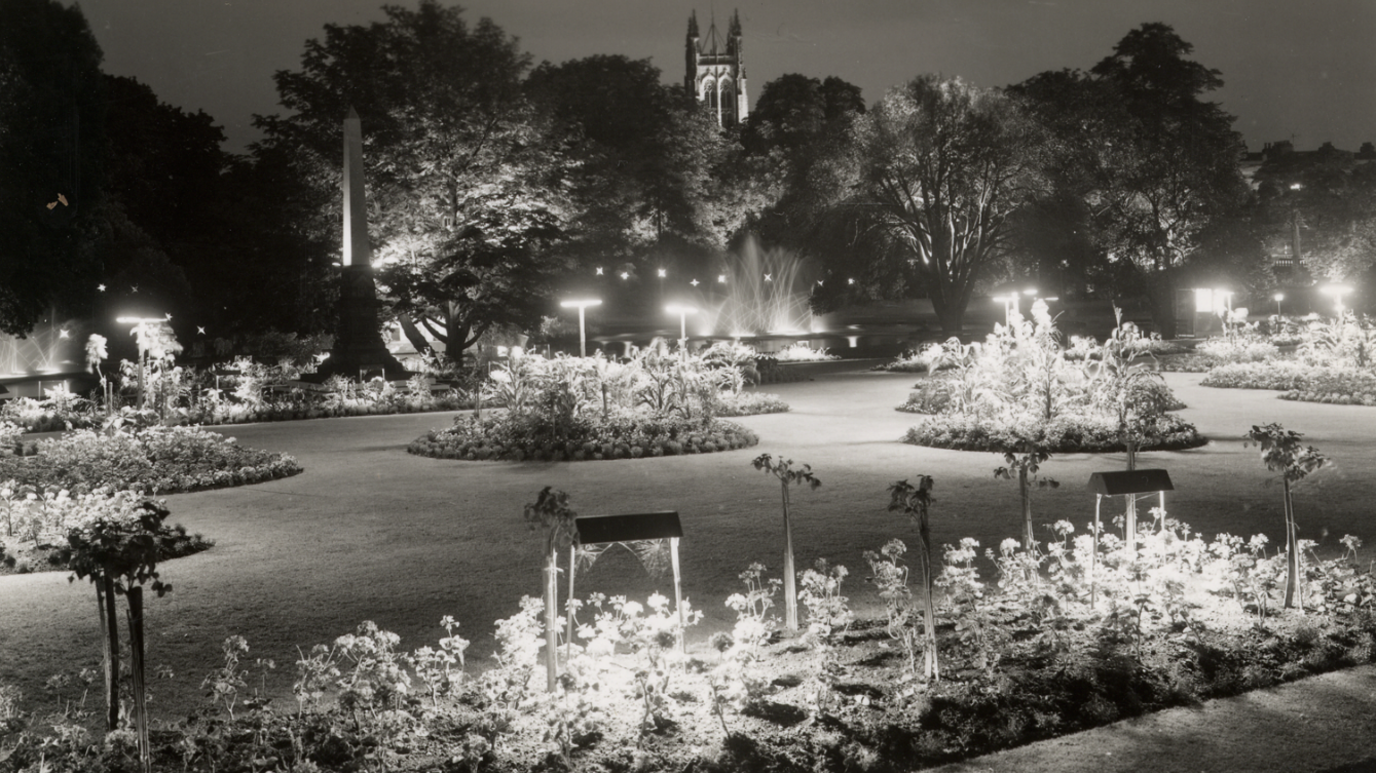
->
[670,538,684,654]
[100,575,120,731]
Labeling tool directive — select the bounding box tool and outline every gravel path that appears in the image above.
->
[2,361,1374,771]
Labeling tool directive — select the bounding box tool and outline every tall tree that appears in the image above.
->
[99,75,230,341]
[1018,24,1248,335]
[255,1,573,362]
[0,0,106,335]
[835,75,1046,333]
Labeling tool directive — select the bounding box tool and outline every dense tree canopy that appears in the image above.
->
[0,0,107,335]
[809,76,1047,333]
[1015,23,1249,335]
[255,0,573,361]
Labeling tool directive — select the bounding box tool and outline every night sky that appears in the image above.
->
[73,0,1376,155]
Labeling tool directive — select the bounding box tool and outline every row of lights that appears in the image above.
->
[593,266,853,287]
[560,298,702,356]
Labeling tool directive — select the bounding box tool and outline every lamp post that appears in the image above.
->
[116,314,169,409]
[993,288,1039,326]
[559,299,601,357]
[1274,292,1285,316]
[665,304,697,347]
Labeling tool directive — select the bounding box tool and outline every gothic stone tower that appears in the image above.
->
[685,10,748,127]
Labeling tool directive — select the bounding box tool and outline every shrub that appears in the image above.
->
[0,425,302,495]
[409,412,759,462]
[902,413,1205,453]
[772,343,839,362]
[1196,335,1279,364]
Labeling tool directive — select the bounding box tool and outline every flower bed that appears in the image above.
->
[0,425,302,495]
[713,391,790,417]
[1280,369,1376,405]
[410,412,760,462]
[1200,360,1319,391]
[1201,362,1376,405]
[903,413,1206,453]
[5,515,1372,773]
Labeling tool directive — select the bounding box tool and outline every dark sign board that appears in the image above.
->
[1088,469,1174,496]
[575,511,683,545]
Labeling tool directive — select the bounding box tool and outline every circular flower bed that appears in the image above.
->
[903,413,1206,453]
[0,425,303,495]
[409,412,759,462]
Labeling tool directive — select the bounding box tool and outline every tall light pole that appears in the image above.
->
[116,314,169,409]
[665,304,697,346]
[559,299,601,357]
[1274,292,1285,316]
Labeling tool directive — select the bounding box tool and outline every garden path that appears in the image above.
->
[1,361,1374,770]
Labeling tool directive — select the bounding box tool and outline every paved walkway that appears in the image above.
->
[930,665,1376,773]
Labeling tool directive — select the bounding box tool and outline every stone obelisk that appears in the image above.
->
[314,107,408,381]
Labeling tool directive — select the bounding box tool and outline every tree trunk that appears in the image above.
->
[1283,478,1301,610]
[1125,437,1138,554]
[1020,465,1034,552]
[918,516,939,682]
[398,316,433,357]
[126,587,151,773]
[1145,272,1178,340]
[781,482,798,633]
[544,550,559,692]
[99,575,120,731]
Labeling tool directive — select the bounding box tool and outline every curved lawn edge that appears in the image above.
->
[408,417,761,462]
[901,414,1207,453]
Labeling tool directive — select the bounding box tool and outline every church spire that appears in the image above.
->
[684,8,748,128]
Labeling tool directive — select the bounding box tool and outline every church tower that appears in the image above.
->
[685,9,748,127]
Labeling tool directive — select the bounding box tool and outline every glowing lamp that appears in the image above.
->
[559,298,602,357]
[665,304,698,343]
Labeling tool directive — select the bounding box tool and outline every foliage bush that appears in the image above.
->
[4,510,1372,773]
[898,307,1200,453]
[770,343,838,362]
[902,412,1205,453]
[1200,360,1315,390]
[1196,333,1280,363]
[411,344,779,462]
[0,361,473,435]
[0,420,302,495]
[410,411,759,462]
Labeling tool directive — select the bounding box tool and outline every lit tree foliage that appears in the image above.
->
[836,75,1047,334]
[256,1,574,363]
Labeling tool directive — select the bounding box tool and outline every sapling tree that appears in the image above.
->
[523,487,580,691]
[751,454,821,632]
[54,492,176,770]
[1243,424,1328,610]
[993,441,1059,553]
[1091,317,1174,550]
[888,475,939,681]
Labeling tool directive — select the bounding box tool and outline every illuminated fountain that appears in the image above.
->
[699,236,818,338]
[0,317,84,379]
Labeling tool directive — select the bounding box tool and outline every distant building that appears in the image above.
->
[685,9,748,127]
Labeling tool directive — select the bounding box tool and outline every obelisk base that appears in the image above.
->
[308,264,410,382]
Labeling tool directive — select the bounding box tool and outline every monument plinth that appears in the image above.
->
[312,108,408,382]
